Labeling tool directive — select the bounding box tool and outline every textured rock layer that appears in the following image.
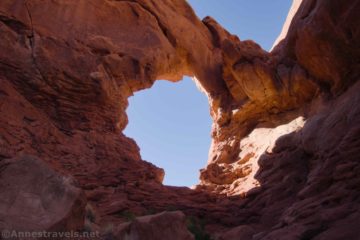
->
[0,0,359,239]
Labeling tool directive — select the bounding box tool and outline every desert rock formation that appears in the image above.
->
[115,211,194,240]
[0,0,359,239]
[0,155,85,232]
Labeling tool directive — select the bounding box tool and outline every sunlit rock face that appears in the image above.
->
[0,0,359,239]
[199,117,306,196]
[272,0,303,50]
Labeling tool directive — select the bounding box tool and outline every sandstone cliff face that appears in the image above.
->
[0,0,359,239]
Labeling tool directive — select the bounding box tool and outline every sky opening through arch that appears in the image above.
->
[124,78,211,186]
[124,1,292,186]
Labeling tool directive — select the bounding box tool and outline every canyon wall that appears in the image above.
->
[0,0,359,239]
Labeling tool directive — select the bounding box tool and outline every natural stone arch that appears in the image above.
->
[1,0,360,238]
[0,0,318,191]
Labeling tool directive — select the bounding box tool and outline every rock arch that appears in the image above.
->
[1,0,360,238]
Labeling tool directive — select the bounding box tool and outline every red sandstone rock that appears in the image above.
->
[114,211,194,240]
[0,155,86,232]
[0,0,360,239]
[217,225,256,240]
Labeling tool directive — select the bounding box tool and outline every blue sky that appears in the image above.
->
[124,1,292,186]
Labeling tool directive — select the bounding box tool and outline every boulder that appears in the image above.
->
[114,211,194,240]
[0,155,86,232]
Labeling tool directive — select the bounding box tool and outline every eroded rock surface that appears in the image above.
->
[114,211,194,240]
[0,0,359,239]
[0,155,86,232]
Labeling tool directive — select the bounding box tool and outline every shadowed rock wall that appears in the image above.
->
[0,0,359,239]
